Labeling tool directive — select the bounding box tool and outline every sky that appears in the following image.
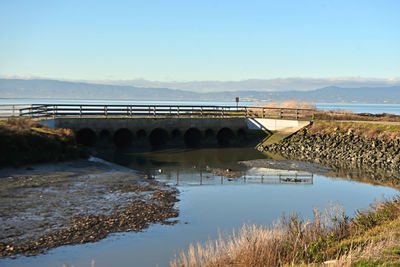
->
[0,0,399,82]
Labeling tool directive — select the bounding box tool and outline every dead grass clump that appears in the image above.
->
[1,117,74,138]
[4,117,40,132]
[171,197,400,267]
[171,205,351,266]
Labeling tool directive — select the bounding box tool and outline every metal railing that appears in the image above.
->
[0,104,43,118]
[0,104,315,120]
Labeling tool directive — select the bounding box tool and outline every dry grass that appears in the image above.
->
[1,117,74,137]
[171,205,348,266]
[3,117,41,132]
[0,117,84,167]
[315,110,400,122]
[171,197,400,267]
[308,121,400,140]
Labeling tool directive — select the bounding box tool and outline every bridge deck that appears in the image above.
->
[0,104,315,120]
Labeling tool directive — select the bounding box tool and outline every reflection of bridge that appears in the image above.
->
[154,170,314,186]
[0,104,314,148]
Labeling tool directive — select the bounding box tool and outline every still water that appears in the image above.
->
[2,147,398,267]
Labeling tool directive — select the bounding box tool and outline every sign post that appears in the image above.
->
[235,97,239,110]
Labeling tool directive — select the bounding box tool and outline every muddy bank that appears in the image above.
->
[0,158,179,257]
[264,126,400,187]
[0,118,88,167]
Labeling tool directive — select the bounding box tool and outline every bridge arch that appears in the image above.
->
[114,128,133,148]
[217,127,235,147]
[76,128,97,146]
[149,128,169,148]
[184,127,202,147]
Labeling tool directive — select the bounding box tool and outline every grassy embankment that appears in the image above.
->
[309,120,400,140]
[0,118,87,167]
[172,118,400,266]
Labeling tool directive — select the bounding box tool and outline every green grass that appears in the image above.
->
[352,259,384,267]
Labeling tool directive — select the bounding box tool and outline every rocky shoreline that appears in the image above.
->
[264,125,400,187]
[0,159,179,257]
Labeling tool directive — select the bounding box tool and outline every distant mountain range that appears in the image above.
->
[0,78,399,103]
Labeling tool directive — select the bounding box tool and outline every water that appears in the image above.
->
[316,103,400,115]
[0,98,253,107]
[1,147,398,267]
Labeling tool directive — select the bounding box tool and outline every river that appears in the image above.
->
[1,100,400,267]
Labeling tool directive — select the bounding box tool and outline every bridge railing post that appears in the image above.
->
[53,105,56,119]
[153,106,156,117]
[296,109,299,119]
[262,107,264,118]
[177,106,180,117]
[80,105,82,118]
[280,108,283,119]
[201,107,203,117]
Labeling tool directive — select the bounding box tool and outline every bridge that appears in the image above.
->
[0,104,315,148]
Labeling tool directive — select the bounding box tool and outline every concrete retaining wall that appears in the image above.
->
[41,117,248,135]
[246,118,304,131]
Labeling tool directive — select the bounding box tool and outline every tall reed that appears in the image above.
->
[171,205,351,266]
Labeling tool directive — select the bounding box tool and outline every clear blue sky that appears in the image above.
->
[0,0,399,81]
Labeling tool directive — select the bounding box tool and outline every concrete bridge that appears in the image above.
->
[1,104,315,148]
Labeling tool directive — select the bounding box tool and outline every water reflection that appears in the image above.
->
[153,169,314,186]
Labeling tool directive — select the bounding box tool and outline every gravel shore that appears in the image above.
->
[0,157,179,257]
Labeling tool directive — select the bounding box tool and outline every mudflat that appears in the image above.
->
[0,158,179,257]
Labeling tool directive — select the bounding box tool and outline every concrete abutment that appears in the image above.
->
[41,117,308,149]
